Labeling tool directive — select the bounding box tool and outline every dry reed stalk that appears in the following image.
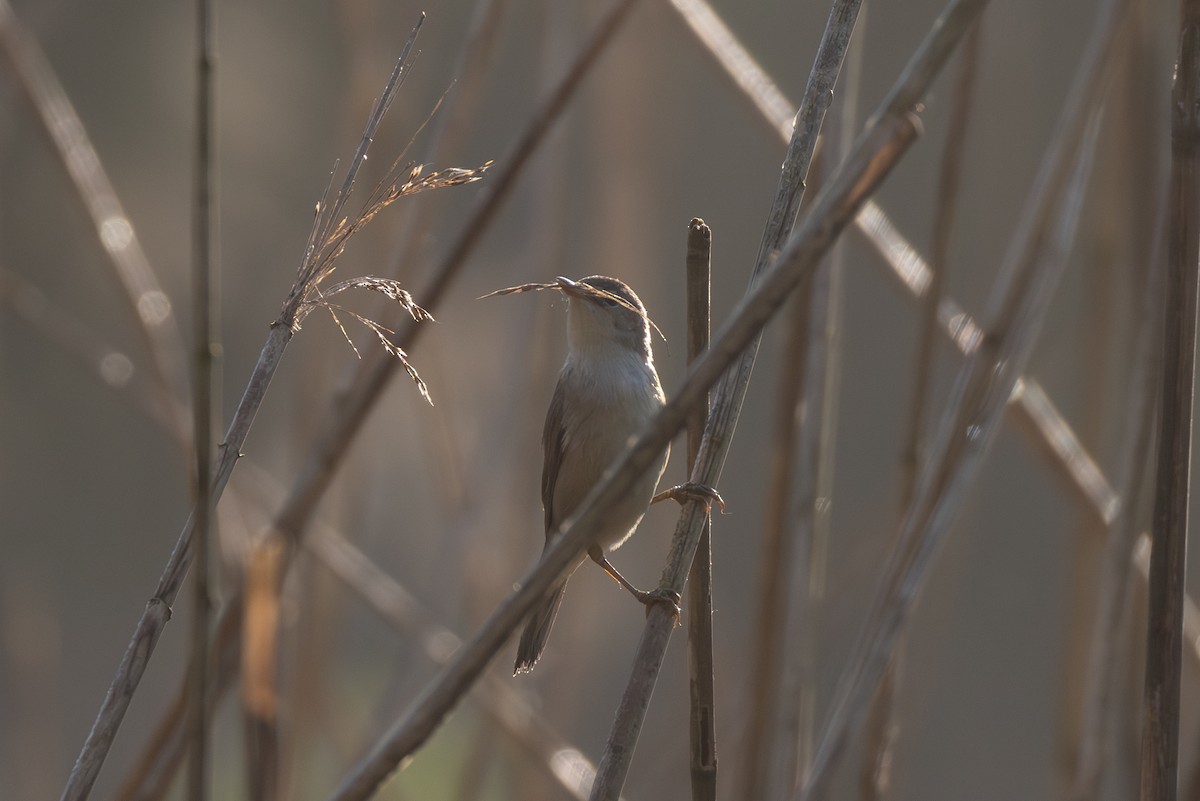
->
[683,219,716,801]
[1139,3,1200,799]
[797,0,1129,795]
[186,0,217,798]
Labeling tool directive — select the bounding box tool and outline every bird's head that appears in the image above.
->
[557,275,653,362]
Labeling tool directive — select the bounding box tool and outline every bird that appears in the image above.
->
[514,275,671,674]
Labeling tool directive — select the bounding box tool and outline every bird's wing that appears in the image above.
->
[541,377,568,539]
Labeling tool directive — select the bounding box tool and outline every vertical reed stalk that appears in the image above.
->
[186,0,217,798]
[684,219,716,801]
[1139,3,1200,799]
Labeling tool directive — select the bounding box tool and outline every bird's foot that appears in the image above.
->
[652,482,726,514]
[634,588,682,626]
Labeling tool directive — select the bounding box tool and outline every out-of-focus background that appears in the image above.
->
[0,0,1186,799]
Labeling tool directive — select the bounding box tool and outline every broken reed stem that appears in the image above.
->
[1139,4,1200,800]
[59,19,430,801]
[187,0,217,798]
[683,219,716,801]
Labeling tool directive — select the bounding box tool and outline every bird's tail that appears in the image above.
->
[514,581,567,674]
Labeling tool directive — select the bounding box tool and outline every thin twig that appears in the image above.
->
[683,219,716,801]
[59,18,440,801]
[186,0,217,798]
[797,0,1128,796]
[1139,3,1200,800]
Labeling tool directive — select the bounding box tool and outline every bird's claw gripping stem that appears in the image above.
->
[652,482,726,514]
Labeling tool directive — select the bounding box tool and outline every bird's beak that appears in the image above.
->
[555,276,589,300]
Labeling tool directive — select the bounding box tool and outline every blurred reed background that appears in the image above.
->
[0,0,1187,799]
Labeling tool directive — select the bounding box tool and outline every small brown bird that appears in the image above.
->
[514,275,670,674]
